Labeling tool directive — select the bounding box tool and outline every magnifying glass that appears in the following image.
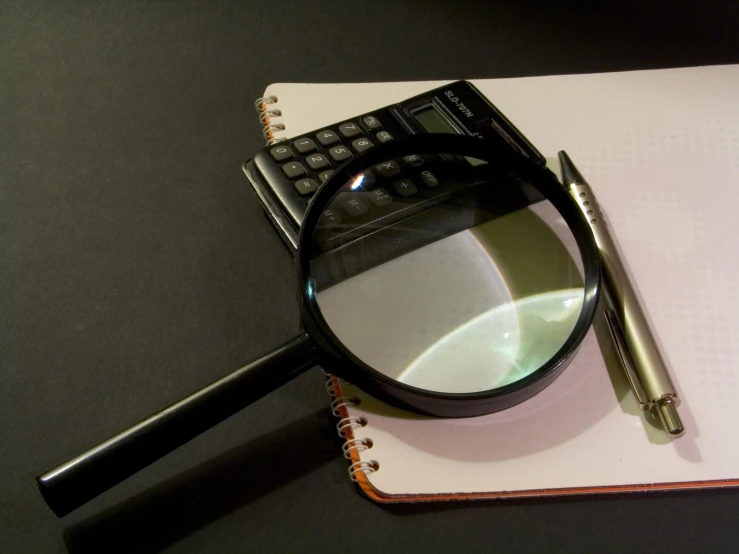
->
[37,134,600,516]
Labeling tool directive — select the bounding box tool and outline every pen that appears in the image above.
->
[557,151,685,438]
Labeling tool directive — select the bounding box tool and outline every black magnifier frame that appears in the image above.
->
[36,134,600,518]
[297,134,601,418]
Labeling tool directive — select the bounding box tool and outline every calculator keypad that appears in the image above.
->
[403,155,423,167]
[319,170,335,184]
[251,96,545,255]
[361,171,376,187]
[352,137,374,153]
[319,208,343,228]
[362,115,382,130]
[341,196,369,218]
[376,130,393,143]
[316,130,340,147]
[255,110,434,231]
[294,137,317,154]
[294,178,318,197]
[375,160,401,178]
[270,145,294,162]
[339,122,362,138]
[392,178,417,197]
[368,188,392,207]
[313,154,489,251]
[281,161,306,179]
[420,170,439,188]
[305,153,330,171]
[328,145,353,163]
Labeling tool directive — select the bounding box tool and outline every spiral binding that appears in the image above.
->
[254,95,286,145]
[342,438,373,459]
[324,374,378,481]
[336,415,367,437]
[324,372,347,399]
[331,395,359,417]
[348,460,379,482]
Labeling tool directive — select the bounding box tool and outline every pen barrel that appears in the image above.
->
[568,184,678,406]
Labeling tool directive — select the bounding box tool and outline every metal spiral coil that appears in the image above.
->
[348,460,379,482]
[254,95,286,145]
[342,438,373,459]
[336,416,367,437]
[331,396,359,417]
[253,95,278,111]
[259,109,282,125]
[261,123,286,144]
[324,373,348,399]
[324,374,378,481]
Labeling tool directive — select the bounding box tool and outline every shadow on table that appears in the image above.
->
[63,409,338,554]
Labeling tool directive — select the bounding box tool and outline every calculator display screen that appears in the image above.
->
[412,104,486,166]
[412,104,461,134]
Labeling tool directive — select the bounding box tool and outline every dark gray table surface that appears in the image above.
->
[3,1,739,552]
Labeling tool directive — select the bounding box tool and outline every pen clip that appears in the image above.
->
[604,309,649,409]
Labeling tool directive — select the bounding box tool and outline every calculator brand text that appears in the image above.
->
[444,90,474,118]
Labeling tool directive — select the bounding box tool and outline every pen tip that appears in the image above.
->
[557,150,587,187]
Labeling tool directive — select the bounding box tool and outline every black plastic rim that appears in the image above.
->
[297,135,601,417]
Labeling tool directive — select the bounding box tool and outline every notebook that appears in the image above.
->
[253,66,739,501]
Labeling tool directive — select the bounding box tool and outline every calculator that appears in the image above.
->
[243,81,547,253]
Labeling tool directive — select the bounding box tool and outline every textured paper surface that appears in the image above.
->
[262,66,739,497]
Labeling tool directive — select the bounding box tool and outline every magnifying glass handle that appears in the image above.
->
[37,333,317,517]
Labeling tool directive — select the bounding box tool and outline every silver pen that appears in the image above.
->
[558,151,685,438]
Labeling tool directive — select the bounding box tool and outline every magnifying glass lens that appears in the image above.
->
[37,138,600,516]
[307,151,586,394]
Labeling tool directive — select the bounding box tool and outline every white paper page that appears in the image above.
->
[259,65,739,496]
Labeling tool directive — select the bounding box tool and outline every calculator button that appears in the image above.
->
[342,197,369,218]
[316,130,340,147]
[402,155,423,167]
[362,116,382,130]
[376,131,393,143]
[392,178,417,197]
[328,145,353,163]
[319,170,335,184]
[375,160,401,178]
[293,137,317,155]
[352,137,374,153]
[368,188,393,207]
[339,122,362,139]
[305,153,330,171]
[361,171,376,187]
[281,161,306,179]
[270,145,294,162]
[294,178,318,197]
[419,170,440,188]
[320,208,343,228]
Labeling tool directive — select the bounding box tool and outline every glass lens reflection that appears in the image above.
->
[309,153,584,394]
